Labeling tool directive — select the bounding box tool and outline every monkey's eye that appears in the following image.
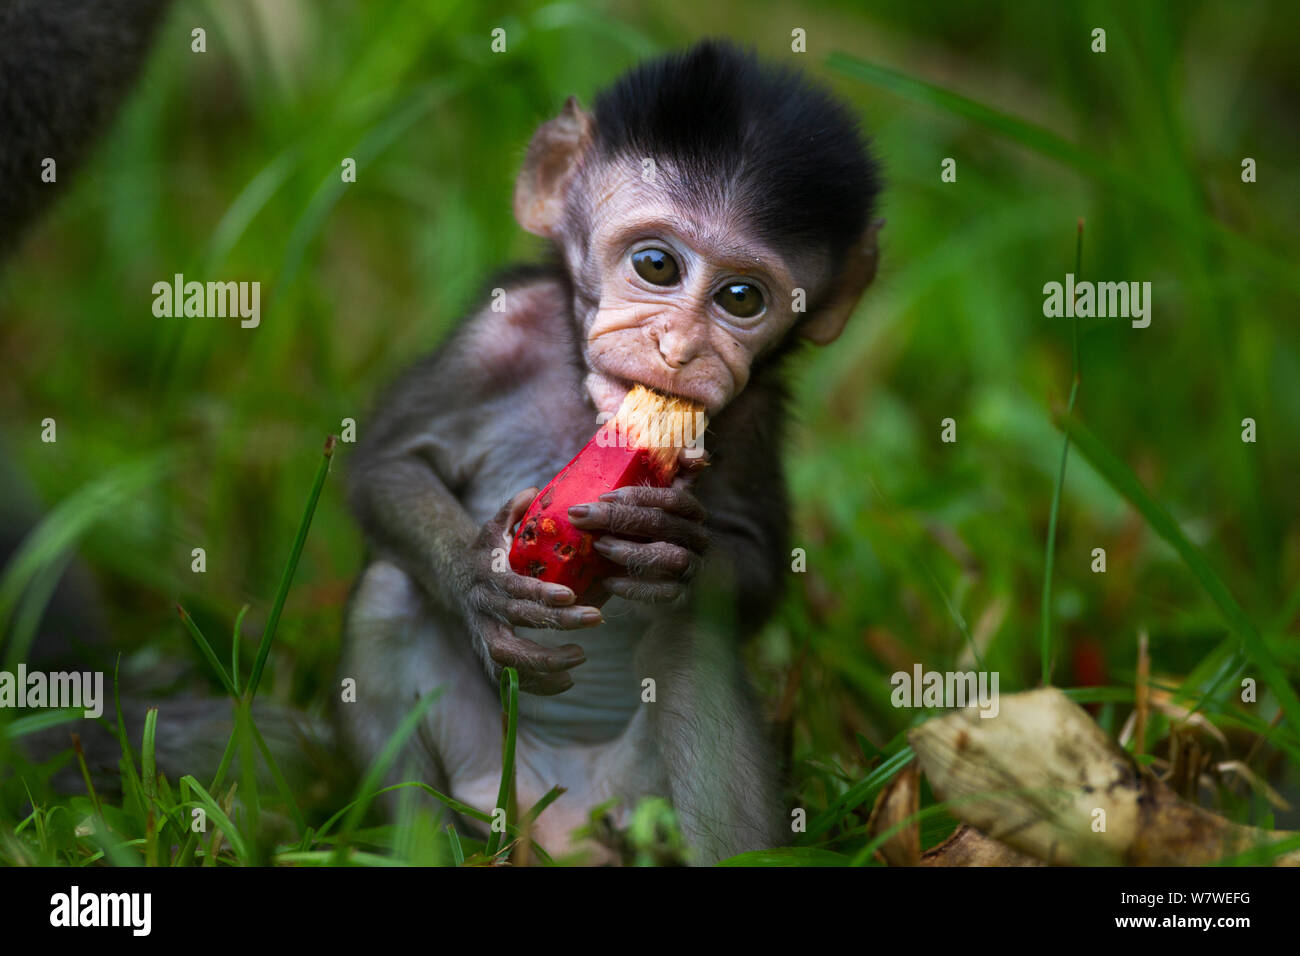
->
[631,248,680,286]
[714,282,764,318]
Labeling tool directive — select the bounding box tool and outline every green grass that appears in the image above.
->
[1040,221,1085,685]
[1,0,1297,865]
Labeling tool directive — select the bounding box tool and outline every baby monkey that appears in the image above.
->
[342,39,881,863]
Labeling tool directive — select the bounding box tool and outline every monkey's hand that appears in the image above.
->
[463,489,600,694]
[567,476,710,604]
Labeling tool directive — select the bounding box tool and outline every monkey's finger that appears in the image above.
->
[592,538,695,578]
[499,599,603,630]
[602,576,684,604]
[569,501,710,552]
[488,487,541,539]
[479,621,571,694]
[488,656,575,695]
[596,483,707,521]
[505,487,541,532]
[498,572,577,607]
[524,671,577,695]
[487,633,587,674]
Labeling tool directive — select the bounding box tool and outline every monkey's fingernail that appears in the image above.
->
[580,609,602,626]
[598,491,619,502]
[568,504,591,518]
[545,584,575,603]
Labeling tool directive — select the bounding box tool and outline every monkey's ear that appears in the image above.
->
[799,219,884,346]
[514,96,595,238]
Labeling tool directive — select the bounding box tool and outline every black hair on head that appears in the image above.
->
[590,39,880,270]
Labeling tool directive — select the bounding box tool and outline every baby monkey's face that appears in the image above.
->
[572,162,823,419]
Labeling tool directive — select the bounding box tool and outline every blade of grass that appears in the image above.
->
[805,746,915,839]
[181,775,249,864]
[249,718,306,838]
[312,779,491,850]
[485,667,519,858]
[141,707,159,866]
[329,687,443,862]
[235,702,260,860]
[446,824,465,866]
[0,453,172,667]
[176,605,237,697]
[8,556,72,674]
[275,849,406,866]
[111,655,142,790]
[521,785,565,828]
[1124,676,1300,762]
[17,780,47,857]
[1060,414,1300,728]
[231,603,249,696]
[828,53,1126,183]
[174,441,336,865]
[824,52,1299,293]
[107,665,150,844]
[849,801,961,866]
[70,733,101,819]
[2,708,83,740]
[173,778,195,867]
[174,717,237,866]
[1041,221,1084,683]
[81,830,142,867]
[141,706,158,804]
[246,435,336,700]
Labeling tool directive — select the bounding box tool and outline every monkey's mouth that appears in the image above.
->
[584,371,629,419]
[587,370,707,419]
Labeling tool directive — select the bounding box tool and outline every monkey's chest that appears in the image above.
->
[460,415,589,527]
[514,612,643,743]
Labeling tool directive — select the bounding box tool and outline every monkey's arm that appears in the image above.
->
[346,367,479,610]
[347,299,601,693]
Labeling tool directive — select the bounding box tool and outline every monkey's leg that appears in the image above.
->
[343,562,676,861]
[341,559,630,857]
[339,560,504,827]
[636,618,786,864]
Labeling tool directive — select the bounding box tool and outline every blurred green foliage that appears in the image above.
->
[1,0,1297,861]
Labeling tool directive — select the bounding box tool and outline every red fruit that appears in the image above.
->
[508,386,706,602]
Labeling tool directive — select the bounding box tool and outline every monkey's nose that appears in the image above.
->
[652,328,696,370]
[660,352,685,370]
